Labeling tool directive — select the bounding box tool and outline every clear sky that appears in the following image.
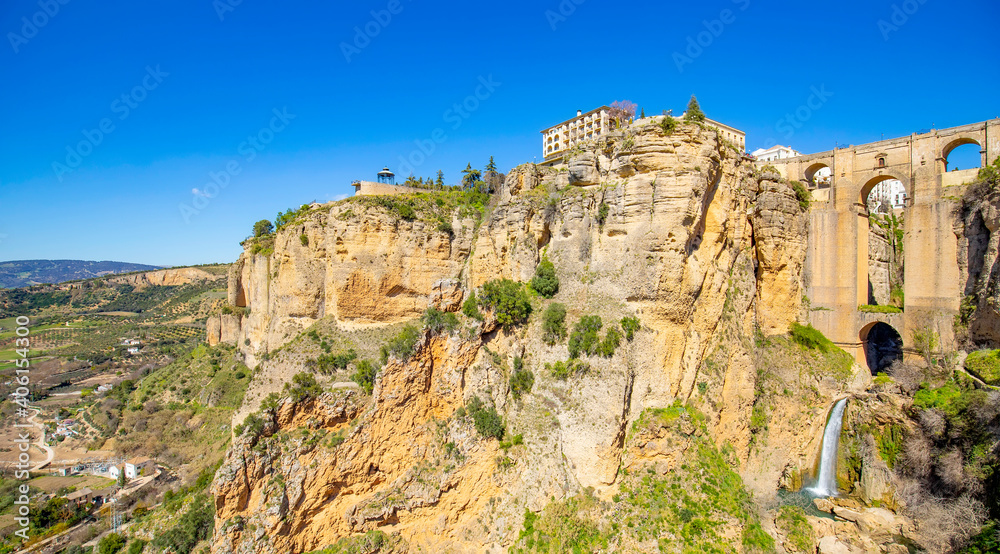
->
[1,0,997,267]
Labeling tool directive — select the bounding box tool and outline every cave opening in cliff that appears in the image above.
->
[861,322,903,375]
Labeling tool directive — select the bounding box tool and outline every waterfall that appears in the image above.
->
[808,398,848,497]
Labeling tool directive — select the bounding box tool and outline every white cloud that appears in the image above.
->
[192,188,211,197]
[329,193,349,201]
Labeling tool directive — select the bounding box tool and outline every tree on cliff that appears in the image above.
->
[253,219,274,237]
[435,170,445,188]
[684,95,706,123]
[608,100,637,128]
[461,163,482,189]
[484,156,503,193]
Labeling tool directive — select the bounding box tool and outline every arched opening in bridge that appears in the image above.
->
[804,163,832,188]
[943,138,983,172]
[860,322,903,375]
[859,176,906,307]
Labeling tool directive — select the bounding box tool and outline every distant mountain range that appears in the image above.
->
[0,259,163,289]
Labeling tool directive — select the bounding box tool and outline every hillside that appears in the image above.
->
[0,265,234,553]
[0,259,163,289]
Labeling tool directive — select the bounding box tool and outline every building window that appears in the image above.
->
[877,156,886,168]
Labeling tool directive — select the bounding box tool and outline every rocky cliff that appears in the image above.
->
[106,266,218,287]
[208,118,880,553]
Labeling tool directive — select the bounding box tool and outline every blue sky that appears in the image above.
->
[1,0,997,267]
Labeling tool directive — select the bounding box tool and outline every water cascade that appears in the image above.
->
[808,398,848,497]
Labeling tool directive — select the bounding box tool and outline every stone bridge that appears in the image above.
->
[767,119,1000,367]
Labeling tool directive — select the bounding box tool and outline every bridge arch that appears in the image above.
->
[804,162,832,188]
[942,137,983,171]
[859,174,908,209]
[859,321,903,375]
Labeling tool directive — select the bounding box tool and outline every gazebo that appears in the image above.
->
[377,167,395,185]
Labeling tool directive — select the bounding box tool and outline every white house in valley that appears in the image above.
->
[125,456,155,479]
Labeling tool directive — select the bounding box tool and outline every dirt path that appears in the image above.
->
[25,405,55,470]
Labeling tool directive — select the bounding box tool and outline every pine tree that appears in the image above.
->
[436,170,444,188]
[461,163,481,189]
[684,95,706,123]
[640,108,645,119]
[486,156,498,173]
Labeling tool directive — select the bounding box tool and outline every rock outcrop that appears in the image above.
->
[106,266,217,287]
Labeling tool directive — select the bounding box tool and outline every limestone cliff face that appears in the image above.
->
[955,186,1000,344]
[208,206,476,366]
[106,267,217,287]
[210,119,848,553]
[213,334,506,554]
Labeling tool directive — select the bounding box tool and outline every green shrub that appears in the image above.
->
[620,316,640,341]
[467,396,505,440]
[478,279,532,330]
[889,284,904,308]
[300,234,309,246]
[542,303,567,345]
[284,372,322,402]
[962,520,1000,554]
[126,539,148,554]
[658,115,678,135]
[789,322,834,352]
[873,372,893,386]
[422,307,459,334]
[531,258,560,298]
[977,156,1000,188]
[234,412,267,439]
[790,180,811,210]
[875,424,903,469]
[509,368,534,399]
[596,327,622,358]
[462,292,484,321]
[316,350,357,374]
[964,349,1000,384]
[596,203,610,226]
[437,218,453,235]
[97,533,126,554]
[380,325,421,364]
[352,359,379,395]
[260,392,282,412]
[547,358,590,380]
[306,530,391,554]
[151,494,214,554]
[568,316,603,358]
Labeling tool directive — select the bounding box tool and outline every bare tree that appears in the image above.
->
[918,408,946,439]
[608,100,637,129]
